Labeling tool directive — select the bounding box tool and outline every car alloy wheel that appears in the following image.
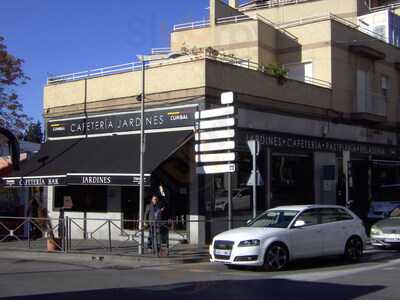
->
[264,243,289,271]
[345,237,363,262]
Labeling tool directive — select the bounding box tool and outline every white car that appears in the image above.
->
[210,205,367,271]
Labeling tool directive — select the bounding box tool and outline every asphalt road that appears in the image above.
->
[0,249,400,300]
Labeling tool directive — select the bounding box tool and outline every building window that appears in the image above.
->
[381,75,389,98]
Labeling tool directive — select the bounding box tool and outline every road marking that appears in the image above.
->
[272,258,400,282]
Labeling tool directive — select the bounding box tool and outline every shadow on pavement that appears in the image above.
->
[2,278,385,300]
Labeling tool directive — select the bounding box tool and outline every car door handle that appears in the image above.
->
[316,230,322,233]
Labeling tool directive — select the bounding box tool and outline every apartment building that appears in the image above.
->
[2,0,400,244]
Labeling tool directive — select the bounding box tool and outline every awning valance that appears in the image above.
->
[1,131,192,187]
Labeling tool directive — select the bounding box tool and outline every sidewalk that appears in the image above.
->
[0,238,210,267]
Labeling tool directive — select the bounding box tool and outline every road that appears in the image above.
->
[0,249,400,299]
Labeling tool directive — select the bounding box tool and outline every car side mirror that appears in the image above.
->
[293,220,306,228]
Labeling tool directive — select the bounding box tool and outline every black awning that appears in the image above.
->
[1,131,192,187]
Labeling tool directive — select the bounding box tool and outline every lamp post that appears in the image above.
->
[136,56,146,255]
[136,52,180,254]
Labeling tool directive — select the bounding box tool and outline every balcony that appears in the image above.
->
[352,90,387,123]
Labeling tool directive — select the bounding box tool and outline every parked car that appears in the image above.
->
[368,184,400,220]
[210,205,367,271]
[370,206,400,248]
[214,188,251,211]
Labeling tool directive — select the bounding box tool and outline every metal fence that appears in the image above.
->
[0,216,247,257]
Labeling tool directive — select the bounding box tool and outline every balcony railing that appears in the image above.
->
[47,50,331,89]
[356,91,387,117]
[239,0,320,11]
[173,20,210,31]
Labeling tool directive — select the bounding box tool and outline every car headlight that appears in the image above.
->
[371,226,383,236]
[238,239,260,247]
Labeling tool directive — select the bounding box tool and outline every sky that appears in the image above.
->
[1,0,210,123]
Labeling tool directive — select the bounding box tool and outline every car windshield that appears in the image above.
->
[390,207,400,218]
[248,210,299,228]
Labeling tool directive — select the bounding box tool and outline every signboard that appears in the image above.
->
[195,129,235,141]
[196,163,236,175]
[197,118,235,130]
[241,129,399,157]
[247,170,264,186]
[47,105,197,139]
[195,106,235,120]
[195,141,235,152]
[4,176,67,187]
[195,92,237,175]
[195,152,236,163]
[3,174,151,187]
[221,92,234,105]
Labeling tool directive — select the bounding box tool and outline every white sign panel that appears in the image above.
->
[198,118,235,130]
[197,163,236,174]
[221,91,234,105]
[195,106,235,120]
[248,140,260,156]
[195,141,235,152]
[195,129,235,141]
[195,152,236,163]
[246,170,264,186]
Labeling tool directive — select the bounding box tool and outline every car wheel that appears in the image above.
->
[263,243,289,271]
[344,236,363,262]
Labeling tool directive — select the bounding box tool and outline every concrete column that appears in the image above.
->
[47,186,54,215]
[343,151,351,207]
[188,155,206,245]
[314,152,337,205]
[210,0,217,26]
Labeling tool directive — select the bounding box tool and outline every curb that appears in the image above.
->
[0,249,209,268]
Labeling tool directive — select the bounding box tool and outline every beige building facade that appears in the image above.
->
[4,0,400,244]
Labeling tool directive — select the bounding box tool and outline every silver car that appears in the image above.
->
[370,207,400,248]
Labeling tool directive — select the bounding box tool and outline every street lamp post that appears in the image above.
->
[138,58,146,255]
[136,52,177,254]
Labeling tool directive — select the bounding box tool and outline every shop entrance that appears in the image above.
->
[121,187,139,230]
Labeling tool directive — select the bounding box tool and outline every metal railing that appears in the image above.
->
[0,216,247,257]
[47,49,331,89]
[173,19,210,31]
[47,62,143,84]
[277,13,390,45]
[216,14,253,24]
[151,47,171,55]
[239,0,320,11]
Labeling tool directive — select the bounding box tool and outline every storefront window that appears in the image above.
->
[54,186,107,212]
[271,153,314,207]
[212,150,265,218]
[0,188,17,216]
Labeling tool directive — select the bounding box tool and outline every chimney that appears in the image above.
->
[229,0,239,8]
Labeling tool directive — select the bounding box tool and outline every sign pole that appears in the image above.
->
[228,172,232,230]
[252,141,257,218]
